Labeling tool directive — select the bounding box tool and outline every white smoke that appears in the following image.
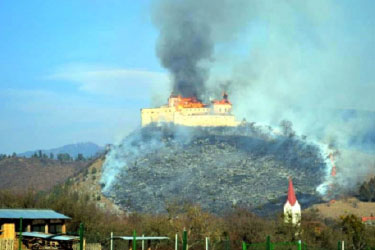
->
[101,0,375,196]
[101,128,167,193]
[202,0,375,192]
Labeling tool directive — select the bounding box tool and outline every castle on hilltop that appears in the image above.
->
[141,93,240,127]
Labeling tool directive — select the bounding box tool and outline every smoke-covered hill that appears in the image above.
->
[101,124,328,215]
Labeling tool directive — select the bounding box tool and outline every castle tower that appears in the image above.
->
[283,178,301,225]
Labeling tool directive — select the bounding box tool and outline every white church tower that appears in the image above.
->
[283,178,301,225]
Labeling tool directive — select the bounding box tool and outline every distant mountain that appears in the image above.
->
[19,142,105,159]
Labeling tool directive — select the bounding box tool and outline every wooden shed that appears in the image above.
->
[0,209,70,238]
[0,209,77,249]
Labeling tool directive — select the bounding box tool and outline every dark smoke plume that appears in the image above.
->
[152,0,251,99]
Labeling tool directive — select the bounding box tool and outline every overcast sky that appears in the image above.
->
[0,0,374,154]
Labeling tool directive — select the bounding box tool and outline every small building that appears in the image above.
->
[0,209,78,249]
[362,216,375,225]
[283,178,301,225]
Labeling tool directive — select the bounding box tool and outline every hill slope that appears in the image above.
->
[0,157,88,191]
[69,157,124,214]
[311,197,375,219]
[101,124,328,215]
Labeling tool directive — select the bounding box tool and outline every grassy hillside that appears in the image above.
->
[0,157,88,191]
[311,197,375,219]
[69,157,123,214]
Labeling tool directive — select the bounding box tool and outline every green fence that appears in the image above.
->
[242,236,306,250]
[242,237,375,250]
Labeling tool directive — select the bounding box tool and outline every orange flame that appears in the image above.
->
[172,95,206,109]
[330,153,336,177]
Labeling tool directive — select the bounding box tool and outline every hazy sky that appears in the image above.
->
[0,0,374,154]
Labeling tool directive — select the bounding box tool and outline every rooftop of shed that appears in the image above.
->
[0,209,70,220]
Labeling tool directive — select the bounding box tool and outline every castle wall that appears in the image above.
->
[174,113,239,127]
[179,108,210,116]
[141,99,239,127]
[141,107,175,126]
[213,103,232,114]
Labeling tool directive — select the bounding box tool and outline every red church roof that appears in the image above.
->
[362,216,375,223]
[287,178,297,206]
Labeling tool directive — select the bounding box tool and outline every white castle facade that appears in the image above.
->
[141,93,239,127]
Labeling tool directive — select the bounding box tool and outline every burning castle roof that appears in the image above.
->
[212,92,232,105]
[141,92,239,127]
[169,92,231,109]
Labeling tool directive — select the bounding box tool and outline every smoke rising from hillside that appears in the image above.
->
[101,125,327,214]
[151,0,375,191]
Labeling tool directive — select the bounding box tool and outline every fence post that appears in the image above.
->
[242,241,247,250]
[175,234,178,250]
[266,236,271,250]
[205,237,209,250]
[225,235,230,250]
[79,223,84,250]
[18,217,23,250]
[133,230,137,250]
[337,241,341,250]
[142,234,145,250]
[182,229,187,250]
[297,240,302,250]
[110,232,113,250]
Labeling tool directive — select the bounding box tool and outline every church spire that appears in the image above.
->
[284,177,301,225]
[287,177,297,206]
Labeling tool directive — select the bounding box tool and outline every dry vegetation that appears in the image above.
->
[1,154,375,249]
[69,157,123,214]
[0,157,87,191]
[1,185,375,250]
[311,197,375,219]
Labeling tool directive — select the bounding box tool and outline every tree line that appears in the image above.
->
[0,151,92,163]
[0,184,374,250]
[359,176,375,202]
[30,150,88,162]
